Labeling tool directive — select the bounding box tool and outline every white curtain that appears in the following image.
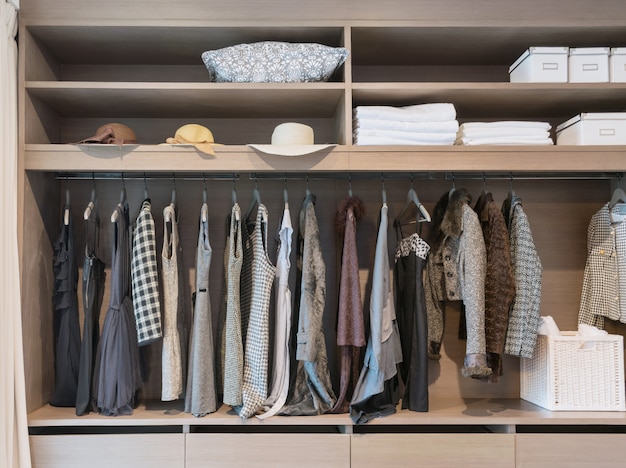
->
[1,1,31,467]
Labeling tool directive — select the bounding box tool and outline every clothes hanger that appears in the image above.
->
[164,174,177,223]
[143,172,149,200]
[283,174,289,210]
[202,174,208,223]
[397,175,431,225]
[232,175,240,221]
[63,183,70,226]
[348,173,353,197]
[506,173,516,206]
[246,175,262,219]
[305,173,311,196]
[381,174,387,205]
[111,174,126,223]
[609,174,626,209]
[83,173,96,221]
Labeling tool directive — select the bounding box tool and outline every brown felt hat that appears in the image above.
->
[78,123,137,145]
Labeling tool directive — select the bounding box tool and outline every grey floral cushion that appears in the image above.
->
[201,41,349,83]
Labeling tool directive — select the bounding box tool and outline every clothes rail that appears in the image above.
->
[55,172,240,181]
[444,171,624,180]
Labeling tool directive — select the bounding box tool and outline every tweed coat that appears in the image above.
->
[578,203,626,329]
[473,192,515,381]
[501,193,542,358]
[424,188,491,378]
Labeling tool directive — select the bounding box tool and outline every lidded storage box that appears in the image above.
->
[610,48,626,82]
[556,112,626,145]
[568,47,610,82]
[521,332,625,411]
[509,47,568,83]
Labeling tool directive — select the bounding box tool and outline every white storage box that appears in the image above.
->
[610,47,626,82]
[521,332,625,411]
[556,112,626,145]
[509,47,568,83]
[569,47,610,82]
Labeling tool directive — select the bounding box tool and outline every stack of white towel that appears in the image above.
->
[353,103,458,145]
[455,121,554,146]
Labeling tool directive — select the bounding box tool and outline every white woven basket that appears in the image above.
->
[521,332,625,411]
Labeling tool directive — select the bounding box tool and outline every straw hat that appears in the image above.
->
[249,122,335,156]
[166,124,221,155]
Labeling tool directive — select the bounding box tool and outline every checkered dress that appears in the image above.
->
[223,203,244,406]
[131,200,162,345]
[239,205,276,419]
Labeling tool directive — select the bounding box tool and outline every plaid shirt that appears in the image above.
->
[131,199,162,345]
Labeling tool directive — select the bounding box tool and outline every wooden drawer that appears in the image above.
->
[29,434,185,468]
[351,433,515,468]
[185,433,350,468]
[516,434,626,467]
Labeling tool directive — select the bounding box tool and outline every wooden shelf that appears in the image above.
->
[352,83,626,119]
[27,399,626,429]
[23,144,626,173]
[26,82,346,118]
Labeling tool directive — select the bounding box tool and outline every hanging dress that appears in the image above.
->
[185,202,217,416]
[92,201,142,416]
[51,202,81,407]
[394,221,430,412]
[350,202,403,423]
[331,196,366,414]
[240,205,276,419]
[258,204,293,419]
[222,203,244,407]
[75,202,106,415]
[161,203,185,401]
[280,193,337,416]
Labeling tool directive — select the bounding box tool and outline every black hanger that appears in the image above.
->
[246,175,262,218]
[348,173,353,197]
[111,174,126,223]
[143,172,149,200]
[283,174,289,210]
[202,174,208,223]
[64,183,71,226]
[506,173,516,205]
[305,174,311,196]
[609,174,626,209]
[83,174,97,221]
[397,175,431,225]
[381,174,387,205]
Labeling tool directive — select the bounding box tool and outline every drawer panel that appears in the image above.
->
[516,434,626,467]
[351,433,515,468]
[186,433,350,468]
[30,434,184,468]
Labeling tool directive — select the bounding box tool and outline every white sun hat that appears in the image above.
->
[249,122,336,156]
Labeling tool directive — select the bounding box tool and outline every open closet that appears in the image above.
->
[17,0,626,466]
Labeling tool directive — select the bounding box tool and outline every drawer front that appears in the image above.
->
[186,433,350,468]
[30,434,184,468]
[351,433,515,468]
[516,434,626,467]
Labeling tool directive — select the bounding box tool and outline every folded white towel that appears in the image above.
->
[459,127,550,139]
[355,128,458,144]
[455,136,554,146]
[460,121,551,130]
[354,118,459,134]
[354,103,457,123]
[354,134,457,146]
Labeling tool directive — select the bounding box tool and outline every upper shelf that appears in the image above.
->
[23,144,626,173]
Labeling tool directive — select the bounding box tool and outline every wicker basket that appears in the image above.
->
[521,332,625,411]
